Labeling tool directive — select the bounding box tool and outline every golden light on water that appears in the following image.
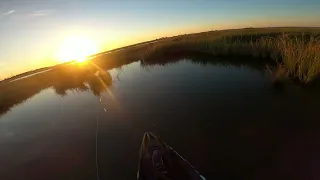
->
[57,36,98,63]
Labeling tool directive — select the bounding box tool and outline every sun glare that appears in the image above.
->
[58,36,98,63]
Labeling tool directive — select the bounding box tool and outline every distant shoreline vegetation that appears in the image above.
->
[3,27,320,84]
[1,27,320,116]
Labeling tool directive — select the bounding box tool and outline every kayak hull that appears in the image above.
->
[137,132,205,180]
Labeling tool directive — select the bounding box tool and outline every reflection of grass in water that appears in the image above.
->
[141,52,267,71]
[0,63,112,115]
[51,63,112,96]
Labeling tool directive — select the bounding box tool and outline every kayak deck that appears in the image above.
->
[137,132,206,180]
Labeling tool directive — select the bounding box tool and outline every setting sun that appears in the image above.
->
[57,36,98,63]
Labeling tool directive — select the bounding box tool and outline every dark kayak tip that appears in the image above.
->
[137,132,206,180]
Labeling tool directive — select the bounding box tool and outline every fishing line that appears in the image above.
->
[92,61,122,180]
[95,115,100,180]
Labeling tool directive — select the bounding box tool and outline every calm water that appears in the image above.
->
[1,59,320,180]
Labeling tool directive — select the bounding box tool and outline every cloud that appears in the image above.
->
[31,9,54,17]
[0,10,15,17]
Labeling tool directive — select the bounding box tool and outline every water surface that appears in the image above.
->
[1,58,320,180]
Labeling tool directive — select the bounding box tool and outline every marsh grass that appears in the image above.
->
[140,32,320,83]
[278,35,320,83]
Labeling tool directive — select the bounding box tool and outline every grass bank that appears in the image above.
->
[140,31,320,83]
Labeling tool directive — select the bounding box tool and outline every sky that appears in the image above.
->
[0,0,319,78]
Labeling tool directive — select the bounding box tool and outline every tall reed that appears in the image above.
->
[141,33,320,83]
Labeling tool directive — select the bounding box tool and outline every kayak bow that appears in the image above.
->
[137,132,206,180]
